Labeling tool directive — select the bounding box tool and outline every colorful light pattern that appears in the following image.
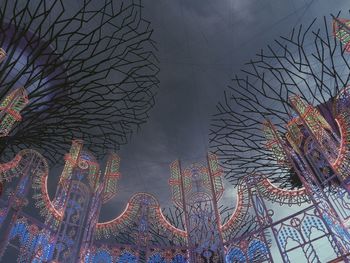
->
[225,247,246,263]
[263,120,290,167]
[102,153,121,203]
[254,174,309,205]
[333,17,350,52]
[208,153,224,201]
[118,251,138,263]
[170,254,187,263]
[0,48,6,63]
[3,79,350,262]
[0,87,28,137]
[148,253,166,263]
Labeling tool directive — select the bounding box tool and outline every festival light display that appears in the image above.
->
[3,13,350,263]
[208,14,350,262]
[333,17,350,52]
[2,107,350,262]
[0,73,29,137]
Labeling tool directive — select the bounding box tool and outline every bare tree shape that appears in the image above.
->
[210,12,350,189]
[0,0,159,163]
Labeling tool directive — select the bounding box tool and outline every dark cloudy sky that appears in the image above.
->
[100,0,350,220]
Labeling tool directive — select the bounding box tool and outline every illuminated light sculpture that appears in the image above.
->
[168,156,227,262]
[289,96,339,164]
[0,48,6,63]
[253,174,309,205]
[102,153,121,203]
[0,137,266,262]
[263,120,291,168]
[1,136,350,262]
[0,87,28,137]
[333,17,350,52]
[0,141,125,262]
[210,15,350,189]
[209,12,350,261]
[257,117,350,261]
[3,22,350,260]
[0,141,192,262]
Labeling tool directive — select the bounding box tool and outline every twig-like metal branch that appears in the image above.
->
[0,0,159,164]
[210,13,350,189]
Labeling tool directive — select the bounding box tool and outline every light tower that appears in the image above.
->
[0,49,28,138]
[46,140,120,262]
[169,154,225,262]
[333,17,350,52]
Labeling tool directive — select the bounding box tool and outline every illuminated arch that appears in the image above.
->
[225,246,246,263]
[91,249,113,263]
[278,225,303,250]
[220,181,250,241]
[118,251,137,263]
[301,215,326,239]
[247,239,269,262]
[147,253,166,263]
[9,219,30,245]
[170,254,187,263]
[95,192,186,240]
[29,232,54,262]
[253,174,309,205]
[0,149,63,223]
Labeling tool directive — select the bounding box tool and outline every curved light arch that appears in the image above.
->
[95,192,187,240]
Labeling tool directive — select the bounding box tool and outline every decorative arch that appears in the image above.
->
[0,149,63,223]
[9,219,30,245]
[170,254,187,263]
[95,192,186,240]
[278,225,303,250]
[147,253,166,263]
[220,181,250,241]
[225,246,246,263]
[301,215,326,239]
[247,239,269,262]
[118,251,137,263]
[91,249,113,263]
[29,231,54,261]
[253,174,309,205]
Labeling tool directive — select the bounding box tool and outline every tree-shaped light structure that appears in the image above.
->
[0,0,159,163]
[210,13,350,189]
